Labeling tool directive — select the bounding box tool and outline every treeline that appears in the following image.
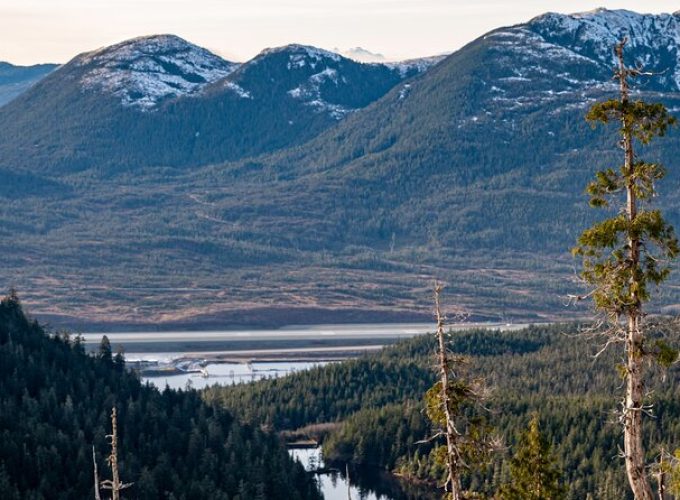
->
[209,323,680,499]
[0,293,321,500]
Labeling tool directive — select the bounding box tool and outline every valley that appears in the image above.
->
[2,6,680,499]
[3,9,680,328]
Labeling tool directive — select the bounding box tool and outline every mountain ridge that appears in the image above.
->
[0,61,57,107]
[0,36,436,173]
[74,34,240,109]
[2,9,680,326]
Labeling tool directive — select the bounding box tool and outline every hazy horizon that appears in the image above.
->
[0,1,676,66]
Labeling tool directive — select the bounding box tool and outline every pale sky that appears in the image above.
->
[0,0,677,65]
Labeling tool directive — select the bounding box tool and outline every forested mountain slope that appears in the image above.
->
[207,322,680,499]
[2,9,680,326]
[0,61,56,107]
[0,36,431,173]
[203,9,680,256]
[0,293,321,499]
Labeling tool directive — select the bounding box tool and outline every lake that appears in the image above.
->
[290,446,439,500]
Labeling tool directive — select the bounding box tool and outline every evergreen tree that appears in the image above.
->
[498,415,565,500]
[98,335,113,365]
[0,292,321,499]
[113,346,126,372]
[573,38,678,500]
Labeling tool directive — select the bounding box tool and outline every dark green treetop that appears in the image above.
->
[498,414,566,500]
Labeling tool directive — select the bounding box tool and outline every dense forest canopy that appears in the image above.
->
[208,323,680,499]
[0,293,321,500]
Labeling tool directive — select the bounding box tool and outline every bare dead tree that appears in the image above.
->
[434,283,464,499]
[100,407,133,500]
[93,445,102,500]
[428,284,498,500]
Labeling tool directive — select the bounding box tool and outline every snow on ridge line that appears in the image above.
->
[518,9,680,89]
[77,34,234,67]
[384,55,447,77]
[529,9,680,44]
[257,44,342,62]
[77,34,240,110]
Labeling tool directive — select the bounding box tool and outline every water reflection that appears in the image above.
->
[290,447,438,500]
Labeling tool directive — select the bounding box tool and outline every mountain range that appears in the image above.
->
[1,8,680,328]
[0,37,437,173]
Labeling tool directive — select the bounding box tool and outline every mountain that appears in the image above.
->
[0,61,56,107]
[0,37,434,173]
[171,8,680,320]
[76,34,240,109]
[338,47,387,63]
[2,9,680,327]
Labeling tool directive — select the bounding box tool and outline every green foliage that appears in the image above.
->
[98,334,112,364]
[215,324,680,499]
[653,339,679,368]
[498,415,566,500]
[424,375,495,480]
[425,380,476,426]
[586,99,676,145]
[0,293,321,499]
[323,403,431,469]
[574,94,678,319]
[669,449,680,497]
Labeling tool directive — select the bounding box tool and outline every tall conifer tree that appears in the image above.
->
[573,38,677,499]
[498,415,565,499]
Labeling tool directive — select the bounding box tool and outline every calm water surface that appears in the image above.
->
[290,447,392,500]
[128,353,328,390]
[290,447,438,500]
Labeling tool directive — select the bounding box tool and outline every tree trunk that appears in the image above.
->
[110,407,121,500]
[617,39,654,500]
[624,315,653,500]
[93,445,101,500]
[434,285,463,500]
[655,451,666,500]
[101,407,132,499]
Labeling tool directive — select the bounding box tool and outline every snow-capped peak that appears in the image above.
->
[521,9,680,90]
[77,34,239,110]
[339,47,387,63]
[255,44,341,69]
[528,9,680,63]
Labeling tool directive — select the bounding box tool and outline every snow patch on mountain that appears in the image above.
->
[527,9,680,87]
[288,66,351,119]
[258,44,341,70]
[466,8,680,124]
[305,99,352,120]
[77,35,239,110]
[384,55,447,77]
[222,81,252,99]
